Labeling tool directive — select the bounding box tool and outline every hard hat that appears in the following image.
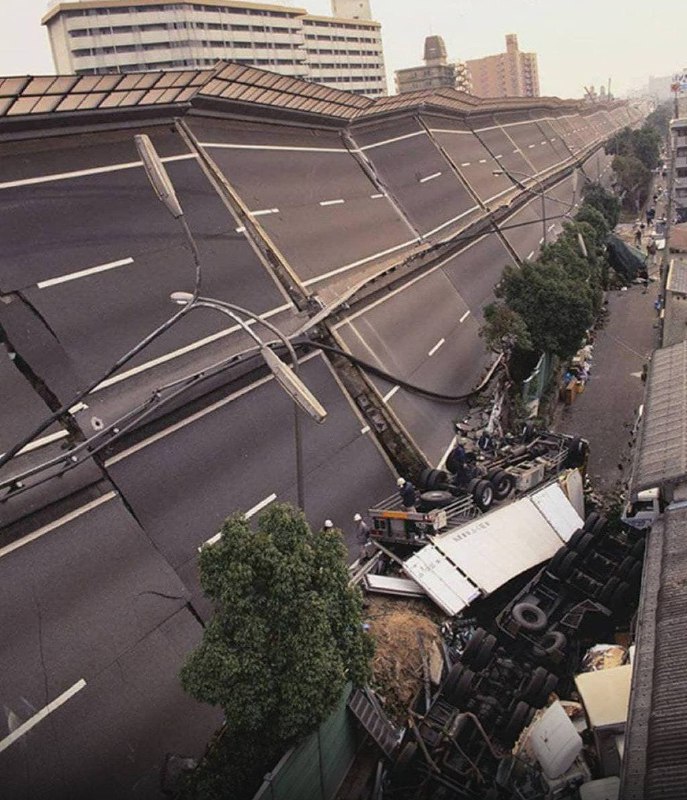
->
[324,519,334,528]
[396,477,405,487]
[353,513,362,522]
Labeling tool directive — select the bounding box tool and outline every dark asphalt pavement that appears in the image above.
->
[558,284,659,493]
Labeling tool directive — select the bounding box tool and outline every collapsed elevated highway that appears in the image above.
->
[0,62,642,798]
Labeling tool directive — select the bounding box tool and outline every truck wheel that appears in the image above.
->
[628,561,643,586]
[446,668,475,706]
[617,556,636,580]
[512,602,548,632]
[574,533,595,557]
[490,469,515,501]
[461,628,486,665]
[418,467,434,491]
[567,528,586,549]
[442,663,465,697]
[583,511,602,531]
[503,701,532,743]
[419,490,453,510]
[390,742,418,785]
[609,581,630,612]
[473,479,494,511]
[565,436,589,468]
[630,538,646,559]
[472,634,497,671]
[522,421,537,442]
[547,546,569,577]
[532,674,559,707]
[522,666,548,702]
[598,576,620,606]
[559,551,580,579]
[539,630,567,655]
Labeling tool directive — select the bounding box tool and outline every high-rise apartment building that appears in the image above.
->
[466,34,539,98]
[395,35,471,95]
[42,0,387,97]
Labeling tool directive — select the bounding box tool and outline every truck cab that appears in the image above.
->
[621,487,661,530]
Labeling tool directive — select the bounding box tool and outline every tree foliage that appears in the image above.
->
[645,102,672,139]
[605,121,661,211]
[582,181,621,229]
[480,301,532,353]
[179,503,373,798]
[494,260,596,360]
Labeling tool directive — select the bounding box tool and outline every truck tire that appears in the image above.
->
[532,673,559,707]
[503,701,532,743]
[390,742,418,785]
[565,436,589,468]
[461,628,486,665]
[472,634,497,671]
[559,551,580,579]
[567,528,586,549]
[547,546,569,577]
[628,561,643,586]
[446,668,475,706]
[511,602,548,632]
[418,467,434,491]
[419,490,453,510]
[489,469,515,501]
[583,511,602,531]
[574,533,595,557]
[630,538,646,559]
[472,479,494,511]
[540,630,567,655]
[598,576,620,606]
[522,666,548,702]
[609,581,630,612]
[522,421,537,443]
[442,663,466,698]
[617,556,636,580]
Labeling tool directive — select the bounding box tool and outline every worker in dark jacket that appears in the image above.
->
[397,477,417,511]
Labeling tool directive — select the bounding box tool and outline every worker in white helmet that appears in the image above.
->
[323,519,334,531]
[397,477,417,511]
[354,512,371,560]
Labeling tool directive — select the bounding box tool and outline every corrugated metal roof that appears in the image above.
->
[631,340,687,494]
[622,507,687,798]
[667,259,687,295]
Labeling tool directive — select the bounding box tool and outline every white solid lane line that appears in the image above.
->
[459,310,471,323]
[382,385,400,403]
[0,429,68,460]
[419,172,442,183]
[0,492,116,561]
[359,130,426,151]
[92,302,292,392]
[428,338,445,357]
[423,205,479,239]
[37,257,134,289]
[0,680,87,754]
[319,198,345,206]
[200,141,348,154]
[202,493,278,547]
[0,154,195,190]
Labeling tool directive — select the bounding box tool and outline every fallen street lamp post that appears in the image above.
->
[170,292,327,511]
[0,135,201,478]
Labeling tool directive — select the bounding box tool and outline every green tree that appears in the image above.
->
[645,102,672,139]
[480,301,532,353]
[582,182,621,228]
[495,260,595,360]
[612,154,652,211]
[180,503,373,798]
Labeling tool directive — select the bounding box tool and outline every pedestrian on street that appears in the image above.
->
[323,519,335,532]
[354,512,371,559]
[634,226,642,247]
[397,477,417,512]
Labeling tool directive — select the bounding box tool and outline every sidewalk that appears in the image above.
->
[554,283,659,496]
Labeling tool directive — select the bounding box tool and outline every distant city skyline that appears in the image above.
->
[2,0,686,99]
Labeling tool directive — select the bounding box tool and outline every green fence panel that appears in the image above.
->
[251,684,357,800]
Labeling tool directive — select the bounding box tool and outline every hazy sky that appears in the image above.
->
[1,0,684,98]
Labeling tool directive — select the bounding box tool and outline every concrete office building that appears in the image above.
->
[672,114,687,223]
[42,0,387,96]
[466,34,539,99]
[395,35,471,95]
